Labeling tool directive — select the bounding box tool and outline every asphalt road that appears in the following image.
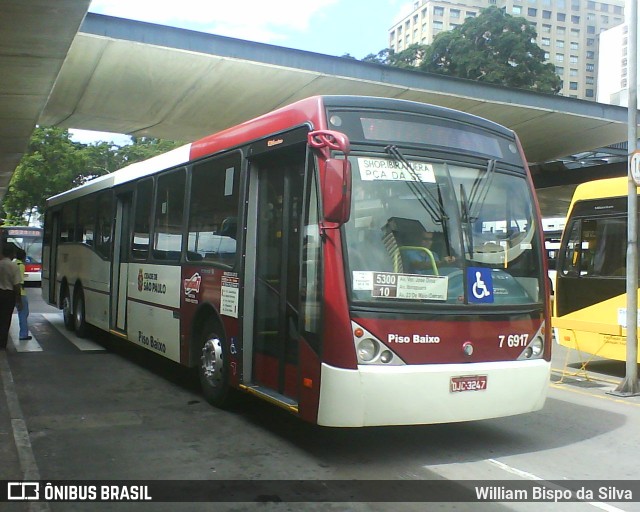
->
[1,287,640,512]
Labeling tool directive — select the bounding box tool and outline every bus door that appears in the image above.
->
[111,191,133,332]
[250,146,305,401]
[46,211,61,305]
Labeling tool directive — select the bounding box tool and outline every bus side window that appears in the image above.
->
[95,191,113,259]
[187,154,240,266]
[301,159,322,346]
[78,196,96,246]
[60,203,78,244]
[153,168,186,261]
[132,179,153,260]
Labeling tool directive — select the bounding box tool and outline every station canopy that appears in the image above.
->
[1,1,637,217]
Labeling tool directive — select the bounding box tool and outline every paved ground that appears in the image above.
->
[1,287,640,512]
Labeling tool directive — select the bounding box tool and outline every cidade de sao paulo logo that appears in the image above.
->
[137,269,167,294]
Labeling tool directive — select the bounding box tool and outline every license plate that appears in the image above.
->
[450,375,487,392]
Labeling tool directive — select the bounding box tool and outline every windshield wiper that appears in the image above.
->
[460,184,474,258]
[467,159,496,222]
[384,145,448,224]
[437,162,455,258]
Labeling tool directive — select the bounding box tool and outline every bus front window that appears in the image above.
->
[343,154,542,305]
[561,217,627,278]
[7,236,42,265]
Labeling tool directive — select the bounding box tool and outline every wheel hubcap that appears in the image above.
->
[201,336,223,388]
[63,295,71,318]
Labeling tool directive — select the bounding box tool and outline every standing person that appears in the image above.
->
[0,244,22,349]
[14,248,31,341]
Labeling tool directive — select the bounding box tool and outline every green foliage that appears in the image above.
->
[363,44,428,69]
[361,7,560,94]
[3,127,88,224]
[117,137,182,166]
[2,127,182,224]
[420,6,561,93]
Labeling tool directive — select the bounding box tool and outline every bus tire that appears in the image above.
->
[198,319,233,408]
[62,286,74,331]
[74,286,89,338]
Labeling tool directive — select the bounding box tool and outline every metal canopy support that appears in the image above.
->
[610,0,640,397]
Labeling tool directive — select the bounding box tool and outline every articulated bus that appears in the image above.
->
[1,226,43,283]
[42,96,550,427]
[553,176,638,362]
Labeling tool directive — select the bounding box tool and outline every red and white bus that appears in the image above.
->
[42,96,550,427]
[1,226,43,283]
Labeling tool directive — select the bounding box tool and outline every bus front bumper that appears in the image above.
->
[316,359,550,427]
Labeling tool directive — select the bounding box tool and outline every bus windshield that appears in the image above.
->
[4,228,43,265]
[344,153,542,305]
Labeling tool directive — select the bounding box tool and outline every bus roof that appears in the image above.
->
[190,95,515,160]
[47,144,192,207]
[48,95,517,207]
[569,176,628,212]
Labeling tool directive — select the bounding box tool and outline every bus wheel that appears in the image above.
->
[198,320,232,408]
[62,288,74,331]
[74,287,88,338]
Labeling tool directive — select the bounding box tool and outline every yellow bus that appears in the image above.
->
[553,176,638,361]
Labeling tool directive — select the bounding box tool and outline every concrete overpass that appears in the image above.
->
[2,1,637,217]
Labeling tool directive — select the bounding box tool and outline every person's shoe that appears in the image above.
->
[19,336,32,341]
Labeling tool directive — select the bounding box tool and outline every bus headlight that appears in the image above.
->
[530,337,544,357]
[380,350,393,363]
[351,321,406,365]
[357,338,379,362]
[518,336,544,360]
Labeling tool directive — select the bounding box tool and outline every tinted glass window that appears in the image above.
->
[561,217,627,278]
[344,154,542,306]
[95,191,113,259]
[77,196,96,246]
[187,154,241,266]
[132,179,153,260]
[153,169,186,261]
[59,203,77,244]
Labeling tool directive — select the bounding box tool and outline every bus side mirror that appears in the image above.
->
[323,158,352,225]
[308,130,352,226]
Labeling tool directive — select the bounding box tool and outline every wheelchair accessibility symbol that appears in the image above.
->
[467,267,494,303]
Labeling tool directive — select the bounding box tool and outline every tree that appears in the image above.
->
[81,141,124,178]
[420,6,561,93]
[115,137,182,168]
[3,127,90,224]
[363,44,428,70]
[3,128,182,225]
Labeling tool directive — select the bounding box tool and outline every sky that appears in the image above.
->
[87,0,410,59]
[71,0,413,144]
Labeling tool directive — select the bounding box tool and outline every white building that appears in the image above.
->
[597,22,638,106]
[390,0,626,101]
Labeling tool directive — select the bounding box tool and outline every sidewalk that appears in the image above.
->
[0,349,24,480]
[550,340,640,406]
[0,347,33,511]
